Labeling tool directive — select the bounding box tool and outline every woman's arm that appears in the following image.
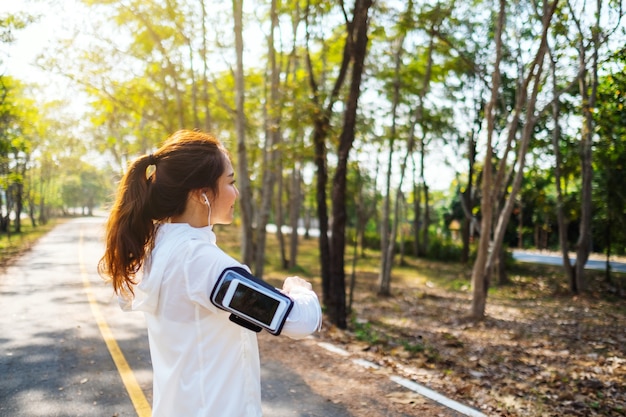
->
[280,277,323,339]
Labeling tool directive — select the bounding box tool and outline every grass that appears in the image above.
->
[214,225,625,302]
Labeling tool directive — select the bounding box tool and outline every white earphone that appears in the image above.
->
[202,193,212,226]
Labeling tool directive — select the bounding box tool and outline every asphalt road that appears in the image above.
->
[0,216,353,417]
[512,250,626,273]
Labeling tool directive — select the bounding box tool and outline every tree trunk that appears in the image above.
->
[488,29,552,279]
[200,0,212,132]
[471,0,558,318]
[348,226,358,314]
[14,182,23,233]
[413,171,421,257]
[232,0,254,266]
[551,74,576,286]
[378,30,405,296]
[419,143,430,254]
[605,215,613,284]
[573,3,600,292]
[328,0,373,328]
[304,0,353,306]
[289,162,302,269]
[496,247,508,285]
[461,105,480,263]
[255,105,273,277]
[470,0,505,319]
[380,2,438,294]
[310,119,332,302]
[287,8,302,270]
[187,37,199,128]
[399,193,407,266]
[517,205,523,248]
[276,161,288,269]
[254,0,281,277]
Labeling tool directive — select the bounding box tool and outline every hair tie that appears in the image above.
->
[146,154,157,181]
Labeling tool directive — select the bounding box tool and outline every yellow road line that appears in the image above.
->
[79,228,152,417]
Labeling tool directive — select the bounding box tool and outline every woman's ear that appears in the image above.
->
[188,189,205,205]
[201,193,210,207]
[192,189,213,206]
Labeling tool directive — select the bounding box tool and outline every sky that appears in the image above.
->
[4,1,64,77]
[2,0,88,105]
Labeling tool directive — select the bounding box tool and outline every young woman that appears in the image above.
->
[99,129,322,417]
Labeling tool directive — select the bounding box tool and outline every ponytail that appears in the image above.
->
[98,129,227,298]
[98,154,157,297]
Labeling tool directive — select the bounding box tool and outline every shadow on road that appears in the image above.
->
[261,360,352,417]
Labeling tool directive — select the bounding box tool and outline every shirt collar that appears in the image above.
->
[158,222,217,244]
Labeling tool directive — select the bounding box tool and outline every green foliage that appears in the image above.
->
[401,339,426,354]
[0,11,36,44]
[0,71,111,227]
[2,0,625,309]
[592,58,626,255]
[425,235,465,262]
[351,318,384,345]
[349,316,436,363]
[61,163,113,214]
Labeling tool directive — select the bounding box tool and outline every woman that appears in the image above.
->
[99,129,322,417]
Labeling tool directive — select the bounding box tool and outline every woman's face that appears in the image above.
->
[210,156,239,225]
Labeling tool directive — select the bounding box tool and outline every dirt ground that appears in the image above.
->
[259,330,467,417]
[261,261,626,417]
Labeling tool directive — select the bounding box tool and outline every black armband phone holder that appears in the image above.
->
[210,267,294,335]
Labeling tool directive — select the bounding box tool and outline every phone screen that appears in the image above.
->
[229,282,280,326]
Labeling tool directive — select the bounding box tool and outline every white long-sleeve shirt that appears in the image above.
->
[126,223,322,417]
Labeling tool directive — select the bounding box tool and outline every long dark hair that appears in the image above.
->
[98,129,228,297]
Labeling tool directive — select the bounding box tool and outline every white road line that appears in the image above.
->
[317,342,350,356]
[352,358,380,369]
[391,376,486,417]
[317,341,486,417]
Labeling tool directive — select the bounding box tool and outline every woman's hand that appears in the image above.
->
[281,276,312,294]
[280,276,322,338]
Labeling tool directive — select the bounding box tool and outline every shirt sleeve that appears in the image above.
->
[183,240,247,313]
[280,286,323,339]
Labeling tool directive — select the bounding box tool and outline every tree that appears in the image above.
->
[377,0,412,296]
[304,1,351,315]
[232,0,255,266]
[303,0,374,327]
[9,0,626,322]
[0,12,36,233]
[254,0,283,277]
[547,0,625,293]
[593,53,626,288]
[327,0,374,327]
[471,0,559,319]
[0,78,40,233]
[569,0,625,292]
[371,0,488,295]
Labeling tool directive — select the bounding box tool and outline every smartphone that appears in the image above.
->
[221,277,291,333]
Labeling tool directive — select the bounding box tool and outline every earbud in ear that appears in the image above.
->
[202,193,212,227]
